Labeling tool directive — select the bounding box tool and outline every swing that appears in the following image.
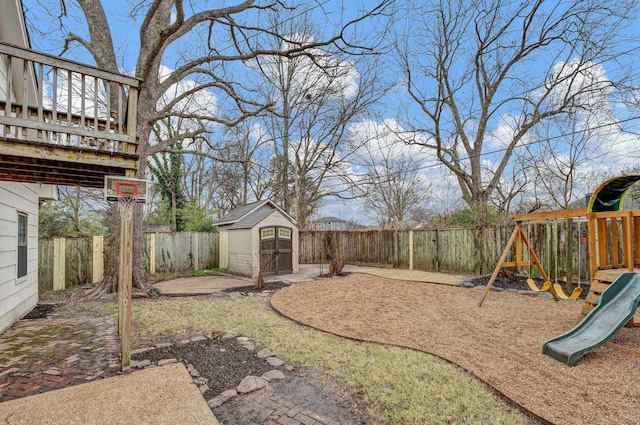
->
[524,224,553,292]
[552,221,582,300]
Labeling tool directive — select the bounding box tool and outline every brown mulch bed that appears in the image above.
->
[271,274,640,425]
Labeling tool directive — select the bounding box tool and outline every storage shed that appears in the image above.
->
[214,200,299,278]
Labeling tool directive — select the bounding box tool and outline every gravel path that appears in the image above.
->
[271,274,640,425]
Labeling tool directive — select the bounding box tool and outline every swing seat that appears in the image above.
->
[552,283,582,300]
[526,278,552,292]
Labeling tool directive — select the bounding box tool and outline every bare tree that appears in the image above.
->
[251,12,388,229]
[26,0,392,293]
[202,123,272,215]
[394,0,638,271]
[39,186,108,238]
[522,113,613,210]
[352,122,431,228]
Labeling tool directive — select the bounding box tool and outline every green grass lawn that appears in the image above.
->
[132,296,533,425]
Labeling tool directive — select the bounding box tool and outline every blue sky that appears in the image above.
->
[21,0,640,225]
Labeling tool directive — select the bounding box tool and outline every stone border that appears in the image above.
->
[129,331,293,409]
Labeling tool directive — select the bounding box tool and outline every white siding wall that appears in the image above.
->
[227,229,253,277]
[0,182,39,332]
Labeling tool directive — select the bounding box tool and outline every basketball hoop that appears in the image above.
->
[116,194,137,216]
[104,176,147,216]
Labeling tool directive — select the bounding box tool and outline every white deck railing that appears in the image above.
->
[0,41,139,155]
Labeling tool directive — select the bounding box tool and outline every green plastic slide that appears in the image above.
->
[542,272,640,366]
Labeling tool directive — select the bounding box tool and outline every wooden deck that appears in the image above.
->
[593,268,640,283]
[581,267,640,315]
[0,42,140,187]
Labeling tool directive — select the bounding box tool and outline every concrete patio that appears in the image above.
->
[0,363,218,424]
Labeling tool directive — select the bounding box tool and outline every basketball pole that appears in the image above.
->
[105,175,146,371]
[118,199,133,369]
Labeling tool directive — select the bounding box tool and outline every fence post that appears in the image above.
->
[149,233,156,275]
[92,235,104,284]
[219,232,228,269]
[192,232,200,271]
[409,230,414,270]
[53,238,65,291]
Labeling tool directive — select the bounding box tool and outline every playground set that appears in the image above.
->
[479,174,640,366]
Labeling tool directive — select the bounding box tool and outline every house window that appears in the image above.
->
[278,228,291,240]
[261,228,275,240]
[17,213,27,279]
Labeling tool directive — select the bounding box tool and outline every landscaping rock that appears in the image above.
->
[266,357,285,367]
[538,292,554,299]
[211,291,227,298]
[240,342,255,351]
[131,347,154,355]
[157,358,177,366]
[257,349,275,359]
[207,389,238,408]
[236,376,268,394]
[236,336,250,342]
[191,336,207,342]
[130,359,151,368]
[222,330,238,339]
[261,369,285,381]
[458,280,475,288]
[474,285,486,290]
[194,376,209,385]
[228,292,242,299]
[155,342,172,349]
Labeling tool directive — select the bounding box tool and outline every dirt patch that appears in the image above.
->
[132,335,279,398]
[221,280,292,294]
[271,274,640,425]
[131,331,372,424]
[23,304,56,319]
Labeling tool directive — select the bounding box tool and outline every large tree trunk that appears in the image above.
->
[87,114,155,298]
[471,196,490,275]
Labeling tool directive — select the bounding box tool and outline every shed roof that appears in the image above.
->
[588,174,640,213]
[213,199,296,229]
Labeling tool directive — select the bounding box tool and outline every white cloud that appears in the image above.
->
[250,34,360,102]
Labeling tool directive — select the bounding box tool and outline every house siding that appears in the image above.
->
[227,228,253,277]
[0,182,40,332]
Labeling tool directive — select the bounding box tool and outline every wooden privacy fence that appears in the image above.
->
[144,232,220,274]
[39,232,220,291]
[38,236,104,292]
[39,223,591,291]
[299,222,591,281]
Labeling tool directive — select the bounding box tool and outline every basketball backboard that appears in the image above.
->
[104,176,148,203]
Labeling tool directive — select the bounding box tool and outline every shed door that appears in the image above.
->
[260,226,293,275]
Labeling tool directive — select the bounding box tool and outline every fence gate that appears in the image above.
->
[260,226,293,275]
